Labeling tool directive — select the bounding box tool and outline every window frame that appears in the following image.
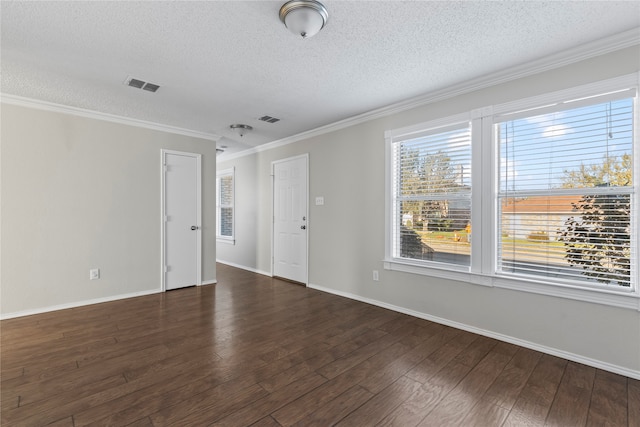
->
[384,73,640,310]
[216,167,235,244]
[494,92,635,289]
[387,114,474,271]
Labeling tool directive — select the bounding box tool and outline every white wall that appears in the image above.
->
[217,45,640,378]
[1,104,217,317]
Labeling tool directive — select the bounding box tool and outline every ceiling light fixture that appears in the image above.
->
[279,0,328,39]
[230,124,253,138]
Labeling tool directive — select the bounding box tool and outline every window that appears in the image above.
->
[385,74,639,306]
[496,92,635,288]
[388,117,472,268]
[216,168,234,243]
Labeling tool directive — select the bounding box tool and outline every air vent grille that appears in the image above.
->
[259,115,280,123]
[127,78,145,89]
[125,76,160,93]
[142,83,160,93]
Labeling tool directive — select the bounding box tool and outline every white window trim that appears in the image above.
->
[216,167,235,244]
[384,73,640,311]
[384,112,473,269]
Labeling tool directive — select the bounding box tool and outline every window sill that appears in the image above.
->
[216,237,235,245]
[383,259,639,311]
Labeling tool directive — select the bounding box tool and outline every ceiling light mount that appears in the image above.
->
[230,123,253,138]
[279,0,328,39]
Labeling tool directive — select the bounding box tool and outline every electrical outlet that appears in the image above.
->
[89,268,100,280]
[373,270,379,281]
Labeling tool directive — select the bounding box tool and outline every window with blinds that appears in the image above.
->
[216,168,234,240]
[386,76,637,304]
[391,123,472,267]
[496,91,635,288]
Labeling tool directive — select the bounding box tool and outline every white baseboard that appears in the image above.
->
[3,268,236,320]
[308,283,640,381]
[0,289,162,320]
[215,259,272,277]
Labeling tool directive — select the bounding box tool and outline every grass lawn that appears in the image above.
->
[414,229,567,262]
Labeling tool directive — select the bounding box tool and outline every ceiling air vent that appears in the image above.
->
[124,76,160,93]
[127,78,145,89]
[259,115,280,124]
[142,83,160,93]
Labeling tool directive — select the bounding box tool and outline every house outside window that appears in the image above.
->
[217,167,234,243]
[385,74,638,307]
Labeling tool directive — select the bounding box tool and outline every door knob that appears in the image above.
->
[301,225,306,230]
[191,226,198,230]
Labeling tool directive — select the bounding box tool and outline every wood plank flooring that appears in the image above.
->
[2,263,638,426]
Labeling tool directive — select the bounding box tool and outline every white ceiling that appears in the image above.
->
[2,1,639,156]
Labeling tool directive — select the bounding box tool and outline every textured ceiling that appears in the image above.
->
[2,1,639,156]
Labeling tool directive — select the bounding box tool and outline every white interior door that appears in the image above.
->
[273,155,308,284]
[163,150,201,290]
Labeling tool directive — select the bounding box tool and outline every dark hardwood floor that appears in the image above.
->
[2,263,638,426]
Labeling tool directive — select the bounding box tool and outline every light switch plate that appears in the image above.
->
[315,196,324,206]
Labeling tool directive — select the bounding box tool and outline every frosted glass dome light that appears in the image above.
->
[279,0,328,39]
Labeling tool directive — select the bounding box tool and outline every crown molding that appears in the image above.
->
[0,94,221,142]
[219,27,640,162]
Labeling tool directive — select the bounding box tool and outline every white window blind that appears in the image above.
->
[217,169,234,239]
[496,93,635,288]
[392,123,472,266]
